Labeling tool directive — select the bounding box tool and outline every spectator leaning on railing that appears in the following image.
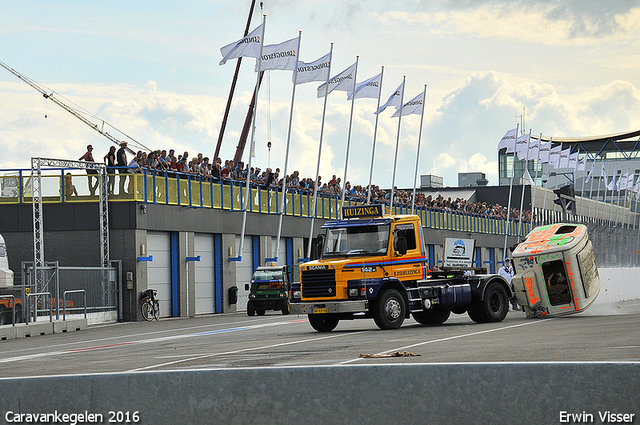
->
[90,147,531,222]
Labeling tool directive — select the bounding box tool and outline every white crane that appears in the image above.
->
[0,59,151,155]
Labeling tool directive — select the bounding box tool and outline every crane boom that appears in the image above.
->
[0,59,149,155]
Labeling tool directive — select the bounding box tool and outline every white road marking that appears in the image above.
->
[339,319,555,364]
[127,331,363,372]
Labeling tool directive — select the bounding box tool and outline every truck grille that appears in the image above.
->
[301,269,337,298]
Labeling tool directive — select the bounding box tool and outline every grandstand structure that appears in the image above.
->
[499,129,640,216]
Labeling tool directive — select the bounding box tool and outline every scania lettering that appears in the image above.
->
[290,205,512,332]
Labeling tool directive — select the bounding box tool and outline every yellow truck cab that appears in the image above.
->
[290,205,512,331]
[511,223,600,318]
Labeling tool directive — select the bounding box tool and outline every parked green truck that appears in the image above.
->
[246,265,291,316]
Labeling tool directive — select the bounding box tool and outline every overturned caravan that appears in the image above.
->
[511,223,600,318]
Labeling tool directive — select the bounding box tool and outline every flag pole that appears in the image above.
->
[615,169,624,227]
[595,157,605,225]
[607,169,617,226]
[367,66,384,204]
[339,56,359,218]
[503,123,519,258]
[233,14,266,262]
[306,43,333,259]
[389,76,406,213]
[541,136,552,225]
[517,129,531,238]
[531,133,542,226]
[578,151,588,219]
[272,31,302,263]
[215,0,258,160]
[586,155,597,221]
[411,85,427,214]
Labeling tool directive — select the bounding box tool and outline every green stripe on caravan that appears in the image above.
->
[342,204,383,219]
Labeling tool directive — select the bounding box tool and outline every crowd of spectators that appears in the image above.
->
[103,143,532,223]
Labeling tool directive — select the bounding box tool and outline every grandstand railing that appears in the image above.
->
[0,167,530,237]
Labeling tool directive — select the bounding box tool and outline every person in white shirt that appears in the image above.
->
[498,258,518,311]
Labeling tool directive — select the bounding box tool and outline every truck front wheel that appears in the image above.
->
[468,281,509,323]
[308,314,339,332]
[247,302,256,316]
[281,300,291,315]
[412,309,450,325]
[373,289,406,330]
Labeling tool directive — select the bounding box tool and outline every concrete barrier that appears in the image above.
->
[0,319,86,341]
[585,267,640,315]
[1,364,638,424]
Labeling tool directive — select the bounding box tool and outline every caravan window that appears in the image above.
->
[541,260,572,306]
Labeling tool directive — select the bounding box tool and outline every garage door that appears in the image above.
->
[194,234,215,315]
[235,235,254,311]
[268,236,287,267]
[147,232,173,317]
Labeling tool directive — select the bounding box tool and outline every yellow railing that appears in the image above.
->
[0,170,530,236]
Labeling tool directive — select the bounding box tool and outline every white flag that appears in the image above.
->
[295,52,330,84]
[539,142,552,163]
[219,23,264,66]
[577,156,587,171]
[568,152,579,170]
[559,148,570,169]
[497,128,517,153]
[255,37,298,71]
[584,161,596,183]
[317,62,357,98]
[608,172,618,191]
[375,81,403,115]
[523,168,535,186]
[347,72,382,100]
[549,145,562,168]
[515,133,530,161]
[527,137,540,160]
[618,172,630,190]
[391,91,425,118]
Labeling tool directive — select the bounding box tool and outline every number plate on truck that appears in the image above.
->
[313,307,329,314]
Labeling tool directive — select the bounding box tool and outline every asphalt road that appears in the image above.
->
[1,300,639,378]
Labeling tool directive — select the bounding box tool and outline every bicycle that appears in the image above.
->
[140,289,159,321]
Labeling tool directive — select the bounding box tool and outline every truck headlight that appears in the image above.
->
[293,290,301,299]
[348,287,366,298]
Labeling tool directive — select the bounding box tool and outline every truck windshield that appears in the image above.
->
[253,271,284,281]
[322,224,390,257]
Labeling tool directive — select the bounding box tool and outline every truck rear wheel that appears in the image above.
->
[412,309,450,325]
[0,305,7,326]
[373,288,406,330]
[308,314,339,332]
[468,281,509,323]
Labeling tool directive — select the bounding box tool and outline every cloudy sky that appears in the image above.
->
[2,0,640,188]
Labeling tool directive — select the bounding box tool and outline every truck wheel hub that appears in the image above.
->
[385,299,402,320]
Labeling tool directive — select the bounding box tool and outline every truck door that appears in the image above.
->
[390,223,425,282]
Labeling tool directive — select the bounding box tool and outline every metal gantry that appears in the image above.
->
[30,158,109,295]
